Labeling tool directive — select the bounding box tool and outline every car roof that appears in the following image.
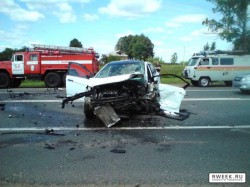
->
[107,60,146,65]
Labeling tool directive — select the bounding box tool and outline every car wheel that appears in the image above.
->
[198,77,210,87]
[44,72,61,88]
[0,72,11,88]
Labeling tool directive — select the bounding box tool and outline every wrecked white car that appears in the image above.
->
[62,60,190,127]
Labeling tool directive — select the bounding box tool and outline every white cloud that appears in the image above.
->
[173,14,206,23]
[143,27,164,33]
[166,14,206,28]
[152,40,163,46]
[0,0,44,22]
[115,30,135,38]
[165,22,181,28]
[19,0,91,23]
[83,14,99,21]
[99,0,161,18]
[52,3,76,23]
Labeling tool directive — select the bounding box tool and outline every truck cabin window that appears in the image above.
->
[187,58,199,66]
[15,55,23,61]
[30,54,38,61]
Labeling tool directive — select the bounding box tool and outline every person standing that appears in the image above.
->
[155,62,161,73]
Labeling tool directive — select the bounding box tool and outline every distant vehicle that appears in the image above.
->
[62,60,190,127]
[232,73,250,93]
[0,44,99,88]
[183,51,250,87]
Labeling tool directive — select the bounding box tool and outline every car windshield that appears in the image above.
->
[95,61,145,78]
[187,58,199,66]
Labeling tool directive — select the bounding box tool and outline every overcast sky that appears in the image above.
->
[0,0,233,62]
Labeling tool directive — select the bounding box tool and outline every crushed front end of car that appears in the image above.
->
[62,73,190,128]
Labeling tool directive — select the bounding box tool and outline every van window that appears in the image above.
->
[212,58,219,65]
[200,58,209,65]
[220,58,234,65]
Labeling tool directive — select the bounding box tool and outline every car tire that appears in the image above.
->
[44,72,61,88]
[198,77,210,87]
[0,72,11,88]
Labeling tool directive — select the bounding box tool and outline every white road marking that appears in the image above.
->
[1,98,250,103]
[187,89,238,92]
[0,125,250,132]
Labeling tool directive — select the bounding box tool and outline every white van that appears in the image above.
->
[182,52,250,87]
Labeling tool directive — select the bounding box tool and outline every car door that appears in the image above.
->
[158,84,185,114]
[66,62,93,98]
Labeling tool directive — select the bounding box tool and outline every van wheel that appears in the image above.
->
[198,77,210,87]
[0,72,11,88]
[44,72,61,88]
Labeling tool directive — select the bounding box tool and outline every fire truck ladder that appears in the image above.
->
[32,44,94,54]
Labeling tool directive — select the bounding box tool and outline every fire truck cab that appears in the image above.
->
[0,44,99,88]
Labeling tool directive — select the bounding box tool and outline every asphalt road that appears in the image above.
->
[0,86,250,187]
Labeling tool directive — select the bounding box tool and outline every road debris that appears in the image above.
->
[44,128,65,136]
[110,149,126,154]
[44,143,55,150]
[0,103,5,111]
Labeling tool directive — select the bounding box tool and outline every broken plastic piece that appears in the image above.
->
[94,104,120,128]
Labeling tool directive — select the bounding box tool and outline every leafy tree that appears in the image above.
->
[204,42,210,51]
[210,42,216,51]
[202,0,250,53]
[0,46,27,61]
[170,53,178,64]
[203,42,216,51]
[147,56,165,64]
[115,34,154,60]
[69,38,83,48]
[0,48,14,61]
[100,54,108,64]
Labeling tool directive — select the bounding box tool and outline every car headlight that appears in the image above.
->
[241,78,246,82]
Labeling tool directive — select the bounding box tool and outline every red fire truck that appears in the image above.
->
[0,44,99,88]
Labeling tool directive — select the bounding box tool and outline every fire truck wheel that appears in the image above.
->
[198,77,210,87]
[0,72,11,88]
[44,72,61,88]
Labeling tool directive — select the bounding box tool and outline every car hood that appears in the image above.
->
[87,73,144,87]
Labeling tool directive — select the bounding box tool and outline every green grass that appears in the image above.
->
[20,79,46,88]
[159,63,190,84]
